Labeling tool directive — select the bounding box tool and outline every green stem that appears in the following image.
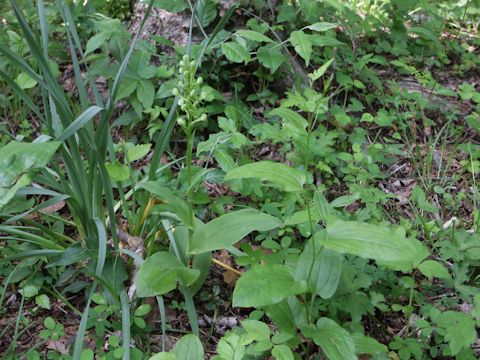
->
[185,125,195,244]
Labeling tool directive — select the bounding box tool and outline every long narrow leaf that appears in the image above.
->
[94,218,107,276]
[72,283,96,360]
[56,106,103,142]
[120,290,131,360]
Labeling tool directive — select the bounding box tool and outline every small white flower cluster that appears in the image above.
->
[173,54,207,130]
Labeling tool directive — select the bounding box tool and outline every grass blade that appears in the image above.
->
[56,106,103,142]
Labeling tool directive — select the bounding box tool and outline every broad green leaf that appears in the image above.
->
[173,334,204,360]
[284,208,321,226]
[80,349,94,360]
[137,80,155,109]
[195,0,217,27]
[35,294,51,310]
[265,297,307,335]
[137,181,192,228]
[307,22,338,32]
[323,220,429,271]
[310,35,346,47]
[418,260,451,280]
[236,29,273,43]
[308,58,334,82]
[351,333,387,355]
[0,141,61,210]
[134,304,151,317]
[314,191,335,221]
[127,143,152,162]
[136,252,200,297]
[15,72,37,89]
[289,31,312,65]
[311,318,356,360]
[85,32,107,55]
[295,235,342,299]
[437,311,476,355]
[241,320,271,341]
[257,44,284,73]
[105,162,130,182]
[189,208,282,254]
[409,26,441,48]
[149,353,176,360]
[116,78,138,100]
[267,108,308,136]
[233,264,306,307]
[216,333,246,360]
[224,161,306,193]
[221,42,251,63]
[153,0,188,12]
[272,345,294,360]
[19,284,38,298]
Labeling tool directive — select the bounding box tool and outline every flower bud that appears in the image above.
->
[182,54,189,62]
[178,98,184,106]
[200,113,207,122]
[179,60,184,67]
[190,60,195,67]
[196,77,203,85]
[172,88,179,96]
[177,117,186,127]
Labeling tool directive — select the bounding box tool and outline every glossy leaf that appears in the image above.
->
[225,161,306,193]
[0,141,61,210]
[233,264,306,307]
[323,220,429,271]
[189,208,282,254]
[136,252,200,297]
